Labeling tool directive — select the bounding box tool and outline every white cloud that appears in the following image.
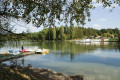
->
[93,24,103,30]
[93,3,102,7]
[100,18,107,22]
[92,0,96,2]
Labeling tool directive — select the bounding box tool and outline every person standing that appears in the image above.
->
[21,42,24,51]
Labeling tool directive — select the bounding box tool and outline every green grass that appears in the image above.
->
[109,38,119,42]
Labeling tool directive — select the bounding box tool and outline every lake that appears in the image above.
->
[0,41,120,80]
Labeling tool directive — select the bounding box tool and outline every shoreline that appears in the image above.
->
[0,52,35,63]
[0,63,84,80]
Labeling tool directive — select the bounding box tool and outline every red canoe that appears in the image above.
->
[19,51,30,53]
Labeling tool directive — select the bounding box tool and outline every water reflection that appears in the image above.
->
[1,41,120,80]
[21,57,25,67]
[1,41,120,61]
[38,41,100,60]
[9,59,18,66]
[38,41,120,61]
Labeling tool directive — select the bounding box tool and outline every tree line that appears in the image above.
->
[1,0,120,42]
[1,22,120,41]
[25,25,120,41]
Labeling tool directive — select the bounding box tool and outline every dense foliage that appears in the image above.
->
[1,0,120,27]
[23,25,120,41]
[0,22,120,41]
[0,21,26,41]
[0,0,120,41]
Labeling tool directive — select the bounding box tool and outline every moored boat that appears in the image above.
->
[19,48,49,54]
[19,50,30,53]
[1,53,11,55]
[0,50,20,55]
[8,50,20,55]
[19,48,33,53]
[35,49,46,54]
[35,49,49,54]
[43,49,49,53]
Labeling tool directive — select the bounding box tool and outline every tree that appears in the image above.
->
[101,29,107,33]
[38,28,49,40]
[114,28,120,37]
[1,0,120,28]
[0,21,15,41]
[75,27,84,39]
[52,27,56,40]
[47,27,53,40]
[59,26,66,40]
[70,23,75,39]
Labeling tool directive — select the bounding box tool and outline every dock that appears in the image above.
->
[0,49,49,63]
[0,51,35,62]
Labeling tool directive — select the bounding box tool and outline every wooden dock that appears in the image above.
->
[0,52,35,63]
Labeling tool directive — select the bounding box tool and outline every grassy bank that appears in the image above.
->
[108,38,119,42]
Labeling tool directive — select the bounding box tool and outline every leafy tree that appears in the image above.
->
[59,26,66,40]
[70,23,75,39]
[47,28,53,40]
[64,26,69,34]
[1,0,120,28]
[38,28,49,40]
[114,28,120,37]
[96,30,102,35]
[107,29,113,34]
[75,27,84,39]
[52,27,56,40]
[101,29,107,33]
[1,0,120,41]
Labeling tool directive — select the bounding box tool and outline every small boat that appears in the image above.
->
[35,49,46,54]
[19,50,30,53]
[1,52,11,55]
[35,49,49,54]
[19,48,49,54]
[8,50,20,55]
[0,50,20,55]
[43,49,49,53]
[0,50,11,55]
[19,48,33,53]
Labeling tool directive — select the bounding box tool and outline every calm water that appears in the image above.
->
[1,41,120,80]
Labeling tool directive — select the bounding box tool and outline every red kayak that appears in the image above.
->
[19,51,30,53]
[19,49,31,53]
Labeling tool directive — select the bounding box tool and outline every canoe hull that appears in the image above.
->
[19,51,30,53]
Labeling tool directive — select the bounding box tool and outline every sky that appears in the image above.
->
[6,1,120,33]
[85,1,120,30]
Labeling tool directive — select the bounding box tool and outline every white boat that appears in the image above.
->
[8,50,20,55]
